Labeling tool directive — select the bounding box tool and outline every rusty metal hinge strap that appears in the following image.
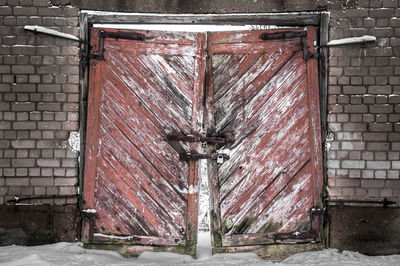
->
[90,30,146,61]
[260,30,306,40]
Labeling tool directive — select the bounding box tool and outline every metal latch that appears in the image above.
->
[180,152,229,162]
[166,133,234,144]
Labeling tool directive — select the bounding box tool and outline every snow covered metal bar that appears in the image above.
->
[24,25,82,42]
[326,35,376,46]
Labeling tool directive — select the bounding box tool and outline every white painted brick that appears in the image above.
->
[375,170,387,179]
[328,160,340,168]
[342,160,365,169]
[362,170,374,178]
[392,161,400,169]
[388,171,400,179]
[367,160,391,169]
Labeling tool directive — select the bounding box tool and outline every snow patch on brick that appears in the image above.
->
[68,131,80,152]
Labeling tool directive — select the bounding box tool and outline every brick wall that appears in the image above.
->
[327,0,400,205]
[0,0,79,205]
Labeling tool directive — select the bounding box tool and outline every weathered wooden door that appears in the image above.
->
[83,26,323,258]
[205,27,324,256]
[82,28,206,255]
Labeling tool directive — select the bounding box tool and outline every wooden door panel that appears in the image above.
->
[83,27,323,256]
[208,27,323,247]
[83,29,205,250]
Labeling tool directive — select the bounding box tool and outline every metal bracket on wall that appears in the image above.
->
[89,30,147,61]
[273,230,318,241]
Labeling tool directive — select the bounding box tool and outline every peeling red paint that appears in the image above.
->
[206,27,323,247]
[83,28,203,248]
[83,27,323,253]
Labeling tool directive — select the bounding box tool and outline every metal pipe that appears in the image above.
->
[329,198,396,208]
[7,195,79,204]
[24,25,88,44]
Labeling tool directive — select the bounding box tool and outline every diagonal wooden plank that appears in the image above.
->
[226,142,311,234]
[105,48,192,133]
[219,91,309,205]
[216,52,297,134]
[220,114,310,222]
[102,67,191,161]
[99,116,188,206]
[248,161,314,234]
[213,54,261,102]
[100,142,187,231]
[218,75,308,190]
[99,104,188,196]
[145,54,195,103]
[219,51,304,134]
[98,150,183,238]
[241,52,304,126]
[164,55,195,94]
[120,50,194,124]
[101,79,189,188]
[214,53,279,131]
[96,168,158,236]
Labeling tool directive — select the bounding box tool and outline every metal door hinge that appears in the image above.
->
[301,34,319,60]
[310,206,326,216]
[90,30,147,61]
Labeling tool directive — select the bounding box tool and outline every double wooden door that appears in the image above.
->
[82,26,323,256]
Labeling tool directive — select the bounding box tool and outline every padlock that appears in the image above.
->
[217,154,224,164]
[201,142,207,149]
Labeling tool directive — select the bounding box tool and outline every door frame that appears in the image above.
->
[78,11,330,257]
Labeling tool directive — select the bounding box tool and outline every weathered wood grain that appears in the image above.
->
[83,28,203,249]
[86,12,321,27]
[208,28,323,247]
[83,26,323,255]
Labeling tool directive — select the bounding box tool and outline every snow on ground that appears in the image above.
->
[0,232,399,266]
